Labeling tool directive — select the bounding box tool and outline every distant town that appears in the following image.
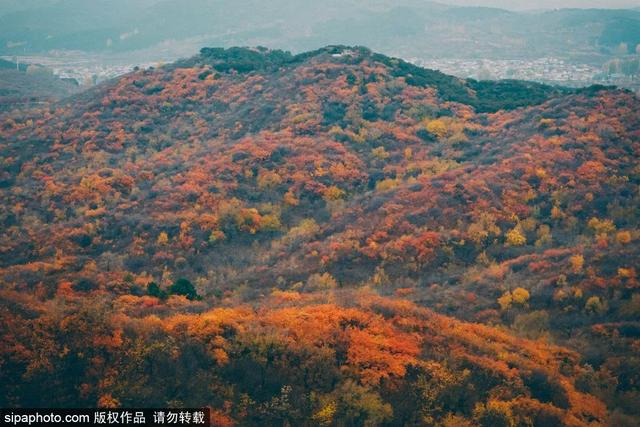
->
[1,51,172,85]
[410,57,598,85]
[410,57,640,93]
[3,51,640,94]
[3,58,156,85]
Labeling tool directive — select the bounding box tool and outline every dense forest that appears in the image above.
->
[1,46,639,426]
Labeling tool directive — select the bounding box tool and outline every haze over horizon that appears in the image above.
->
[440,0,640,9]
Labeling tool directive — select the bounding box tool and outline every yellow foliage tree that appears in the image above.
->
[371,146,389,160]
[498,288,529,310]
[312,401,337,427]
[497,291,513,310]
[323,186,345,202]
[588,217,616,236]
[618,268,635,279]
[505,226,526,246]
[284,218,320,245]
[257,169,282,190]
[260,213,282,232]
[157,232,169,245]
[467,212,501,244]
[511,287,530,305]
[425,119,448,139]
[307,273,338,290]
[235,208,262,234]
[569,255,584,274]
[375,178,400,192]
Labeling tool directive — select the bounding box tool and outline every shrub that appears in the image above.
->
[169,278,200,300]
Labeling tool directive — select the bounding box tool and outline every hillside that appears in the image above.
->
[0,64,80,111]
[1,46,639,425]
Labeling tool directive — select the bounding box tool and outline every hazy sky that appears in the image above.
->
[441,0,640,9]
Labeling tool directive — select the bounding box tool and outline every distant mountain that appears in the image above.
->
[0,47,638,423]
[1,1,639,61]
[0,0,162,52]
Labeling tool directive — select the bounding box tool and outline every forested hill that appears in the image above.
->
[0,61,80,111]
[1,46,639,426]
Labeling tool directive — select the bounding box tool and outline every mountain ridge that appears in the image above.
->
[1,2,639,60]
